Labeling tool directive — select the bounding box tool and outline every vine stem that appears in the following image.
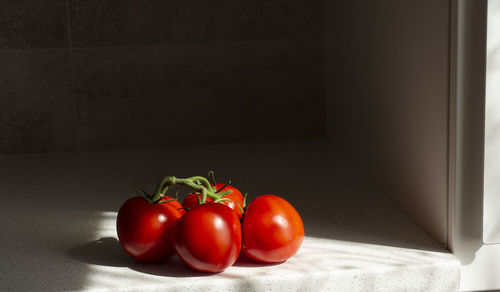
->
[151,175,232,204]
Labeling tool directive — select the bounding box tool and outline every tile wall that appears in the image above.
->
[0,0,324,154]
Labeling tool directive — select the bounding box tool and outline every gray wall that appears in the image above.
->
[0,0,324,154]
[325,0,451,245]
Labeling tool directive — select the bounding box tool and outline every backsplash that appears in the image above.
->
[0,0,324,154]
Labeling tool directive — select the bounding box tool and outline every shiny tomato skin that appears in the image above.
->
[242,195,304,263]
[182,183,244,217]
[173,203,242,273]
[116,196,183,262]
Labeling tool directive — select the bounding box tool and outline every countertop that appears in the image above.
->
[0,140,460,291]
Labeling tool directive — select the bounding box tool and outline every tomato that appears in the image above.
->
[182,193,215,208]
[182,183,244,217]
[116,196,183,262]
[173,203,242,272]
[242,195,304,263]
[159,195,186,215]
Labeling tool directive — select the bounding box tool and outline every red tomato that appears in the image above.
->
[116,196,183,262]
[173,203,242,272]
[182,193,214,209]
[159,195,186,215]
[242,195,304,263]
[182,183,244,217]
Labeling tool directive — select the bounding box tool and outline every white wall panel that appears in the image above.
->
[325,0,450,245]
[483,0,500,244]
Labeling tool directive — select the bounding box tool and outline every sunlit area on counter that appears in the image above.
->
[64,210,458,291]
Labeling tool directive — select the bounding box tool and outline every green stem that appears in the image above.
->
[152,176,176,202]
[151,175,224,204]
[185,176,213,191]
[208,171,217,191]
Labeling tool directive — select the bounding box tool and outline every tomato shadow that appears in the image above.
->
[67,237,210,278]
[67,237,130,267]
[233,253,283,268]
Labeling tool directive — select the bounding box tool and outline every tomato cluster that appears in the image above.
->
[116,173,304,273]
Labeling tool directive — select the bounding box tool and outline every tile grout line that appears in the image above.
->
[0,47,68,53]
[65,0,80,152]
[0,36,318,54]
[67,36,318,51]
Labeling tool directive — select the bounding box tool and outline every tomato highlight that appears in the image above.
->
[173,203,242,273]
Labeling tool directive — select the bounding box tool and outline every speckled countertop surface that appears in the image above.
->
[0,141,459,291]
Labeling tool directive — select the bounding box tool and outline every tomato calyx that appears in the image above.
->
[208,171,247,212]
[209,171,231,195]
[239,192,248,214]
